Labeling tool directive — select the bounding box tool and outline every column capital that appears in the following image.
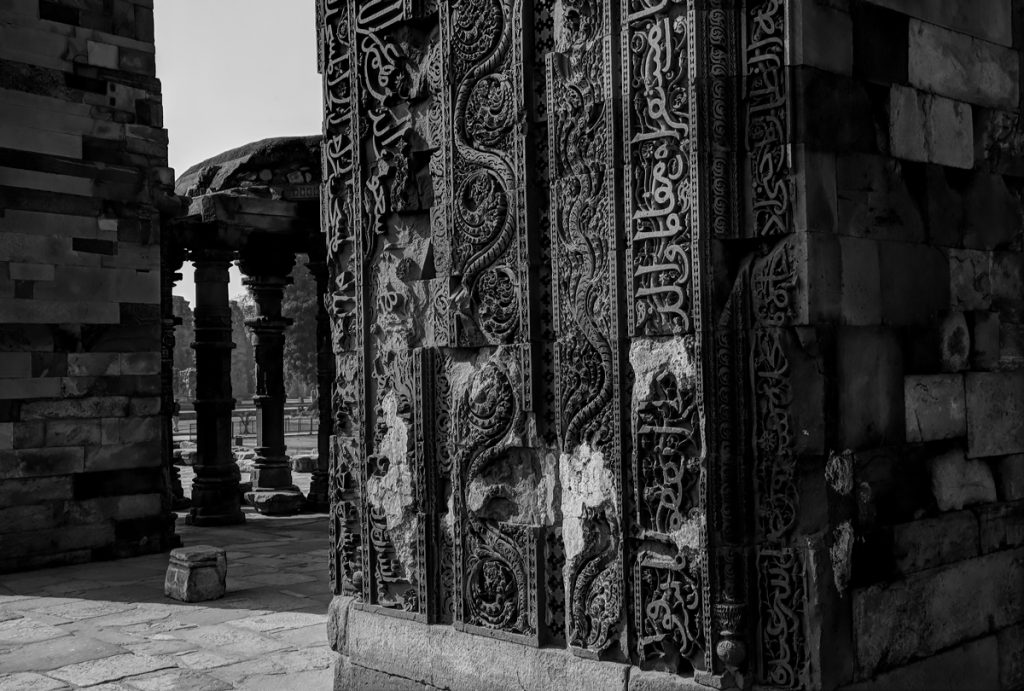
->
[189,247,237,267]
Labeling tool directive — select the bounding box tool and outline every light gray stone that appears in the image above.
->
[908,19,1019,110]
[904,374,965,443]
[164,546,227,603]
[331,595,628,691]
[48,654,173,687]
[928,447,996,511]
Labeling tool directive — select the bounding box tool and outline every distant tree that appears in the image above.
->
[230,299,255,402]
[172,296,195,401]
[283,255,318,403]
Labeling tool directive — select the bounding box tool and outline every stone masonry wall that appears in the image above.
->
[791,0,1024,688]
[0,0,177,573]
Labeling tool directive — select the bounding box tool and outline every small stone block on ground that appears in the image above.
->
[164,545,227,603]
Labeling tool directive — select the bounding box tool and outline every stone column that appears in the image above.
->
[240,252,304,515]
[187,248,244,526]
[305,253,333,512]
[162,241,189,511]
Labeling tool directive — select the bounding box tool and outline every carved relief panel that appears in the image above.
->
[318,0,808,687]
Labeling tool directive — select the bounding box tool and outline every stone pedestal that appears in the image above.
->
[187,249,244,526]
[164,546,227,602]
[241,251,304,516]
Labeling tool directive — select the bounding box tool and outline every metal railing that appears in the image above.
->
[174,415,319,442]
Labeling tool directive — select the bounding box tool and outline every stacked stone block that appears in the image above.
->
[0,0,177,573]
[789,0,1024,688]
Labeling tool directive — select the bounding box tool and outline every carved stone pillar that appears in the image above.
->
[240,251,304,515]
[162,241,189,511]
[305,253,333,512]
[187,248,244,526]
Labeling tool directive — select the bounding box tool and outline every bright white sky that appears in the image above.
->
[155,0,322,305]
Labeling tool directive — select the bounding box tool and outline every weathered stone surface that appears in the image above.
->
[908,19,1020,110]
[331,596,628,691]
[904,374,965,442]
[164,546,227,603]
[928,447,997,511]
[891,511,978,574]
[852,548,1024,676]
[627,668,705,691]
[889,85,973,169]
[966,371,1024,457]
[48,654,173,687]
[937,312,970,371]
[839,635,1000,691]
[948,249,993,311]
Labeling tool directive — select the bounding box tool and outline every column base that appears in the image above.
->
[304,492,329,513]
[246,486,305,515]
[185,508,246,527]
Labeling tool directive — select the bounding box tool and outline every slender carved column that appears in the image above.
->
[188,248,244,526]
[305,253,333,512]
[240,251,304,516]
[162,241,189,511]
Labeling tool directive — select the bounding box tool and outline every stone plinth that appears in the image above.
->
[164,546,227,603]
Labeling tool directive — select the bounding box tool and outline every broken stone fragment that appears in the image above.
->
[291,454,318,474]
[164,546,227,603]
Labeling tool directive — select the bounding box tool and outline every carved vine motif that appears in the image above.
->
[566,505,622,652]
[447,0,530,346]
[452,358,538,639]
[548,0,626,658]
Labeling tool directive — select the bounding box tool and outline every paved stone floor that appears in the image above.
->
[0,509,333,690]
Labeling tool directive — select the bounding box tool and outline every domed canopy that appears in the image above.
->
[175,135,322,200]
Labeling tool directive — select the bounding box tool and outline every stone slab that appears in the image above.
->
[840,635,999,691]
[48,653,173,687]
[852,547,1024,676]
[908,19,1019,109]
[889,85,973,169]
[966,371,1024,457]
[891,511,978,574]
[330,595,629,691]
[928,447,997,510]
[904,374,965,442]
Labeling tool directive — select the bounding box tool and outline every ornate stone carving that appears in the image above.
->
[548,0,627,658]
[445,0,533,347]
[744,0,791,239]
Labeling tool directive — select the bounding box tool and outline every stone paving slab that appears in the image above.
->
[0,509,331,689]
